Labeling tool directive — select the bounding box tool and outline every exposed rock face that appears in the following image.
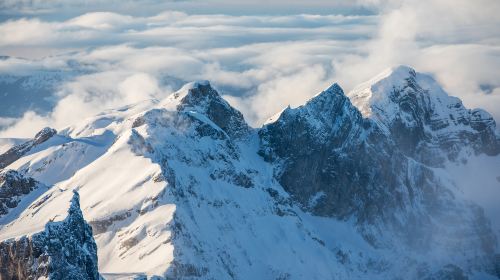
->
[259,84,419,223]
[0,127,57,169]
[259,77,497,268]
[33,127,57,145]
[0,170,41,217]
[176,81,250,138]
[348,66,500,166]
[0,191,100,280]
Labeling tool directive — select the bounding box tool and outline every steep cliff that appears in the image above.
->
[0,191,100,280]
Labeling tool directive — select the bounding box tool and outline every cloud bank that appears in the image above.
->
[0,0,499,137]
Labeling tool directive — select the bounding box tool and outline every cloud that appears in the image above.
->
[0,1,499,137]
[225,64,332,122]
[331,0,500,122]
[0,11,370,136]
[0,12,376,51]
[67,12,136,30]
[0,18,57,46]
[0,111,51,138]
[0,69,169,138]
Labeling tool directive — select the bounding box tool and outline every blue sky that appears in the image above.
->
[0,0,499,137]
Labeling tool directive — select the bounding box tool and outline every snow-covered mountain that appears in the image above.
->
[347,66,499,165]
[0,66,499,279]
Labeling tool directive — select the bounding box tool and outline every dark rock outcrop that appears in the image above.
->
[259,80,498,262]
[0,127,57,169]
[259,84,410,222]
[176,81,250,138]
[0,170,41,217]
[0,191,100,280]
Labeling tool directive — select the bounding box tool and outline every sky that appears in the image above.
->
[0,0,499,137]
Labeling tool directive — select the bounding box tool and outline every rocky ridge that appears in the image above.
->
[0,191,100,280]
[0,127,57,170]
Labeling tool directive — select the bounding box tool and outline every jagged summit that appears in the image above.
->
[263,82,349,126]
[347,65,500,165]
[293,82,345,109]
[313,82,344,97]
[176,80,227,110]
[161,80,221,108]
[303,83,349,114]
[262,81,367,148]
[157,80,250,138]
[351,65,416,90]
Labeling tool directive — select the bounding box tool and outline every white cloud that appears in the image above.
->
[67,12,136,30]
[330,0,500,121]
[0,1,498,137]
[0,111,51,138]
[226,64,331,122]
[0,18,57,46]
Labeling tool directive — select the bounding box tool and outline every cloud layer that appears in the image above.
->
[0,0,499,137]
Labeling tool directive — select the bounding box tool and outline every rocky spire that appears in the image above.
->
[0,191,100,280]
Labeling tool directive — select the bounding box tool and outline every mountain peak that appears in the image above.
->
[324,82,344,94]
[0,127,57,169]
[391,64,416,75]
[161,81,251,138]
[262,81,364,150]
[349,65,416,99]
[177,80,221,108]
[178,80,212,92]
[311,82,344,101]
[33,127,57,145]
[347,65,460,120]
[347,66,500,165]
[298,82,346,112]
